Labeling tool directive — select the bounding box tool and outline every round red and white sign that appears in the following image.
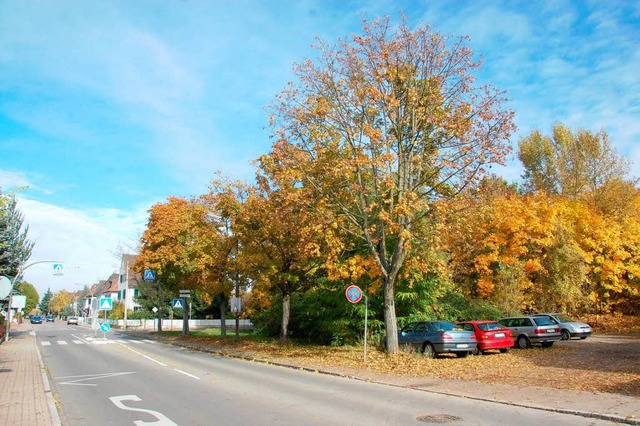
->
[345,285,363,304]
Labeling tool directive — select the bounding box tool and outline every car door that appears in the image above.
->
[509,318,526,337]
[413,322,431,344]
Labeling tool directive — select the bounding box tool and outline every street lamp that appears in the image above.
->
[4,260,63,341]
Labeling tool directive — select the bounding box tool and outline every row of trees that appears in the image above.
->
[1,189,37,326]
[133,17,637,353]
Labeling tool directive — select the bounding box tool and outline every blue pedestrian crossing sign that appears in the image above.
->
[144,269,156,282]
[99,298,113,310]
[172,298,184,310]
[52,263,64,276]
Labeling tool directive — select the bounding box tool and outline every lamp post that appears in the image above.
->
[123,260,129,330]
[5,260,63,341]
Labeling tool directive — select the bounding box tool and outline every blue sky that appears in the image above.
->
[1,1,639,296]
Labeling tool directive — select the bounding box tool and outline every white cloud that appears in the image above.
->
[15,197,148,297]
[0,170,32,190]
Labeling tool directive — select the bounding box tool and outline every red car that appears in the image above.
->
[457,321,513,355]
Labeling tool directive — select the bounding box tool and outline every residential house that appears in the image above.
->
[118,254,142,313]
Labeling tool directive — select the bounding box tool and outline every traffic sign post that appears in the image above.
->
[144,269,156,282]
[174,295,190,337]
[52,263,64,276]
[99,298,113,311]
[99,320,111,339]
[345,285,368,362]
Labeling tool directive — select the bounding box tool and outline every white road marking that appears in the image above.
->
[118,344,167,366]
[41,341,51,346]
[174,369,201,380]
[110,395,177,426]
[56,371,136,386]
[57,341,68,345]
[71,334,91,344]
[72,340,84,344]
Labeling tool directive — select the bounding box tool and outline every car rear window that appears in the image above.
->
[478,322,504,331]
[533,316,556,326]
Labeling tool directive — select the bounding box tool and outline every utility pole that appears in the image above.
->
[123,260,129,330]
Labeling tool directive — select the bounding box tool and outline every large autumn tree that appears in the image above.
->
[211,170,327,342]
[268,16,515,353]
[136,197,221,331]
[518,123,637,217]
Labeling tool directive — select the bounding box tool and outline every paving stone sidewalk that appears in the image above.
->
[0,322,60,426]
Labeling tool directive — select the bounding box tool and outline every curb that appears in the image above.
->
[33,332,62,426]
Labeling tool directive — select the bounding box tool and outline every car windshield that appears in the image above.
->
[554,314,575,322]
[478,322,504,331]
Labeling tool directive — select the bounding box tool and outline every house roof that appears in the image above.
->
[105,273,120,293]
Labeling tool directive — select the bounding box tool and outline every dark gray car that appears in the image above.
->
[398,321,477,358]
[498,315,561,349]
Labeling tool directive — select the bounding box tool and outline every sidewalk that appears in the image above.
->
[0,322,60,426]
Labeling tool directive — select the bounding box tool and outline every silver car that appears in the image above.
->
[498,315,561,349]
[533,313,592,340]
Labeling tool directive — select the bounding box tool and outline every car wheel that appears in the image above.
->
[516,335,531,349]
[456,351,469,358]
[561,329,571,341]
[472,346,482,356]
[499,348,510,354]
[422,342,436,358]
[580,336,587,340]
[541,341,554,348]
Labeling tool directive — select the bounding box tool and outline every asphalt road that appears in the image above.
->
[35,321,623,425]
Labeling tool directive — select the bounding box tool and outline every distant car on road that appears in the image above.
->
[533,313,592,340]
[67,316,79,325]
[498,315,561,349]
[398,321,477,358]
[457,321,513,355]
[30,315,43,324]
[46,315,55,322]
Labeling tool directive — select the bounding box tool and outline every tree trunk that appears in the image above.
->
[219,294,227,337]
[383,274,399,354]
[280,291,290,343]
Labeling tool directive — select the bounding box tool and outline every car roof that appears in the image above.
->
[457,320,498,324]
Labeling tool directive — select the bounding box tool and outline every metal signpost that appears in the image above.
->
[345,285,368,361]
[179,290,191,336]
[99,297,113,339]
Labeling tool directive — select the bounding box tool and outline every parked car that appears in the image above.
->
[46,315,55,322]
[67,316,79,325]
[498,315,561,349]
[398,321,477,358]
[533,313,592,340]
[30,315,43,324]
[457,321,513,355]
